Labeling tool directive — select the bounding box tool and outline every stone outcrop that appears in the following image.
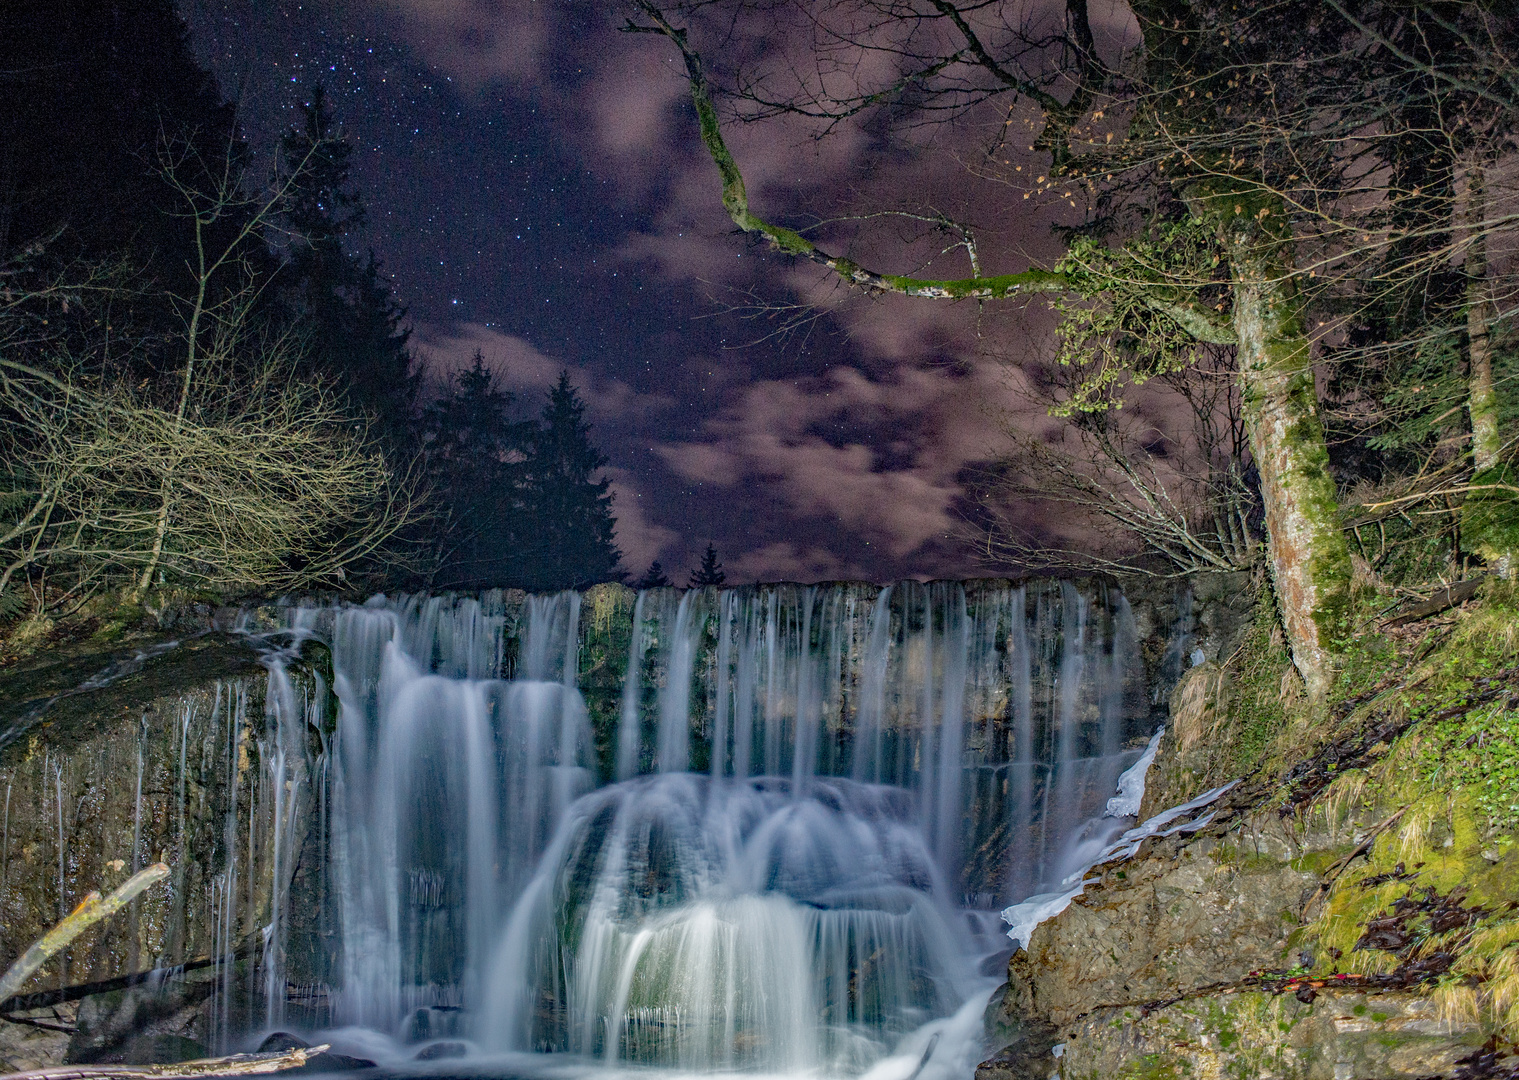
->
[1006,820,1317,1030]
[982,782,1497,1079]
[1060,989,1482,1080]
[0,632,279,980]
[0,626,325,1069]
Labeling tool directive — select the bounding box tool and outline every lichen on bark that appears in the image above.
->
[1221,215,1351,702]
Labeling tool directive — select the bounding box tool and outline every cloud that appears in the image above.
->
[726,542,871,585]
[375,0,552,88]
[652,358,1023,566]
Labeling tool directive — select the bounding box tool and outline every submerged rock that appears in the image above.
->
[257,1033,376,1072]
[256,1032,311,1053]
[65,980,216,1064]
[412,1041,468,1060]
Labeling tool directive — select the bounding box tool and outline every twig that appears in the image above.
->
[0,866,169,1001]
[1301,807,1407,918]
[0,1014,76,1034]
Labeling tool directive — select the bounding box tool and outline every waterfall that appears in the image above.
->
[256,578,1150,1073]
[314,592,595,1029]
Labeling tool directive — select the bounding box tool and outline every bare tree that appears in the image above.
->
[132,134,326,596]
[0,333,421,602]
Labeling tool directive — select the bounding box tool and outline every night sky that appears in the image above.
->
[179,0,1116,585]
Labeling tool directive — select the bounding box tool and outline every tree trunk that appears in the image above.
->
[1463,157,1516,578]
[1226,230,1352,702]
[1466,161,1500,473]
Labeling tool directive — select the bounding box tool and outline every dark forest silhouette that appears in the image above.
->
[0,0,621,598]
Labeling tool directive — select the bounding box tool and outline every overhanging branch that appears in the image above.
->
[627,2,1071,302]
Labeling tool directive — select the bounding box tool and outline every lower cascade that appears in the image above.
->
[486,773,970,1071]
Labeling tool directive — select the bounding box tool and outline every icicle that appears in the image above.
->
[53,757,65,924]
[1,779,10,904]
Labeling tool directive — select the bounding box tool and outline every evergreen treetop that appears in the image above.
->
[279,85,417,449]
[518,372,622,591]
[688,543,726,588]
[635,561,671,589]
[421,351,532,589]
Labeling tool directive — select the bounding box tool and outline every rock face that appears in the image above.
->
[0,632,283,983]
[983,797,1492,1079]
[0,625,326,1067]
[1060,989,1482,1080]
[1008,822,1316,1030]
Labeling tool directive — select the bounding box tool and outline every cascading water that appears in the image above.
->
[482,773,969,1071]
[318,592,594,1029]
[256,579,1151,1077]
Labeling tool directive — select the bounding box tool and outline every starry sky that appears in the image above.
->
[179,0,1128,585]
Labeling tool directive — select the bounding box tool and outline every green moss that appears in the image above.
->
[1224,595,1296,775]
[1463,463,1519,567]
[1290,847,1353,874]
[1114,1052,1186,1079]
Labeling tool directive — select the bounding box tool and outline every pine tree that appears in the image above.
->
[0,0,238,268]
[688,543,725,588]
[519,372,621,590]
[279,85,418,449]
[635,561,671,589]
[421,350,532,588]
[0,0,261,384]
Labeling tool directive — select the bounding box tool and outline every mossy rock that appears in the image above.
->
[121,1035,208,1065]
[1463,463,1519,569]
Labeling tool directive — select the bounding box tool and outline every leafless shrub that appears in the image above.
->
[970,349,1260,576]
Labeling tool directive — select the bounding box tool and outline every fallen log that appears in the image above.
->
[1382,577,1485,628]
[0,1046,328,1080]
[1,939,260,1017]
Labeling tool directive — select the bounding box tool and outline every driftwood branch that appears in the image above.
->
[0,1046,328,1080]
[0,866,170,1002]
[1381,578,1487,629]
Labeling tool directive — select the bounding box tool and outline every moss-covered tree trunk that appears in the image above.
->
[1225,225,1351,701]
[1467,163,1500,474]
[1462,158,1516,578]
